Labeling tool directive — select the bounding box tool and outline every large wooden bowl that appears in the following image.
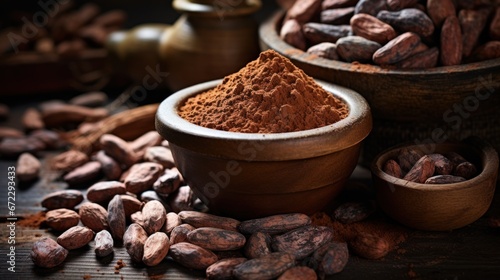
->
[259,10,500,163]
[371,138,498,231]
[156,79,372,219]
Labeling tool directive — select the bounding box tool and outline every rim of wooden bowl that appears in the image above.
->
[156,79,372,161]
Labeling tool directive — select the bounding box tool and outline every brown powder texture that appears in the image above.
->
[17,211,46,228]
[178,50,348,133]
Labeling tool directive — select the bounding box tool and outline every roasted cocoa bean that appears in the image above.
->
[57,226,94,250]
[168,242,218,270]
[372,32,421,65]
[469,41,500,62]
[168,186,195,212]
[322,0,359,10]
[22,107,44,130]
[306,42,339,60]
[278,266,317,280]
[333,201,375,224]
[440,16,463,66]
[424,175,466,184]
[397,147,424,173]
[284,0,322,24]
[387,0,418,10]
[178,210,241,231]
[129,131,163,158]
[63,161,102,186]
[454,161,478,179]
[108,195,126,241]
[50,150,89,172]
[131,211,145,228]
[490,7,500,40]
[0,127,24,139]
[100,134,139,168]
[428,153,454,175]
[17,152,41,181]
[123,223,148,263]
[318,242,349,275]
[140,190,170,210]
[45,208,80,231]
[94,150,122,180]
[41,190,84,210]
[302,23,351,44]
[206,258,247,280]
[244,232,273,259]
[94,230,114,257]
[142,200,167,235]
[87,181,126,203]
[232,252,295,280]
[79,202,109,232]
[187,227,246,251]
[30,129,63,149]
[153,168,182,195]
[121,195,143,218]
[143,232,170,266]
[383,159,403,178]
[144,146,175,168]
[280,19,307,50]
[349,233,389,259]
[459,8,490,57]
[377,9,434,37]
[31,237,68,268]
[0,137,45,157]
[170,224,196,244]
[272,225,334,260]
[321,7,355,25]
[239,213,311,235]
[163,212,182,234]
[403,155,435,183]
[41,103,108,127]
[394,47,439,68]
[427,0,456,27]
[350,13,397,44]
[69,91,108,107]
[124,162,164,194]
[354,0,387,16]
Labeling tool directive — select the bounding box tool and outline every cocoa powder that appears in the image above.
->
[178,50,348,133]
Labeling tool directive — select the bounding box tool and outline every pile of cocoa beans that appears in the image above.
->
[1,1,126,56]
[383,147,478,183]
[280,0,500,68]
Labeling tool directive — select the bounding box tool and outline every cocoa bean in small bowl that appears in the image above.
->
[156,50,372,219]
[371,137,498,231]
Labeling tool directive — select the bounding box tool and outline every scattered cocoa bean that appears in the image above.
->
[355,0,387,16]
[168,186,195,212]
[428,153,454,175]
[377,8,434,37]
[284,0,322,24]
[170,224,196,244]
[63,161,102,186]
[153,168,182,195]
[397,147,424,173]
[45,208,80,231]
[272,225,334,260]
[0,127,24,139]
[100,134,139,168]
[22,108,45,130]
[459,8,490,57]
[427,0,456,27]
[383,159,403,178]
[424,175,466,184]
[41,103,108,127]
[440,16,463,66]
[124,162,164,194]
[94,150,122,180]
[454,161,478,179]
[302,23,351,44]
[130,211,145,228]
[239,213,311,235]
[50,150,89,172]
[372,32,421,65]
[163,212,182,234]
[16,152,41,182]
[30,129,63,149]
[403,155,435,183]
[350,13,397,44]
[168,242,219,270]
[387,0,418,11]
[69,91,108,107]
[280,19,307,50]
[318,242,349,275]
[31,237,68,268]
[0,137,45,157]
[321,7,355,25]
[322,0,358,10]
[143,232,170,266]
[178,210,241,231]
[244,232,273,259]
[87,181,126,203]
[79,202,109,232]
[123,223,148,263]
[41,190,84,210]
[129,131,163,158]
[144,146,175,168]
[140,190,170,210]
[57,225,94,250]
[206,258,247,280]
[94,230,114,257]
[187,227,246,251]
[142,200,167,235]
[349,233,389,259]
[121,195,144,218]
[394,47,439,68]
[108,195,126,242]
[232,252,295,280]
[333,201,375,224]
[338,35,380,62]
[306,42,339,60]
[278,266,317,280]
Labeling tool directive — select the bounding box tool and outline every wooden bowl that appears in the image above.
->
[259,10,500,163]
[371,138,499,231]
[156,79,372,219]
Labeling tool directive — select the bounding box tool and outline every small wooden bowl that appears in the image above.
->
[156,79,372,219]
[371,138,499,231]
